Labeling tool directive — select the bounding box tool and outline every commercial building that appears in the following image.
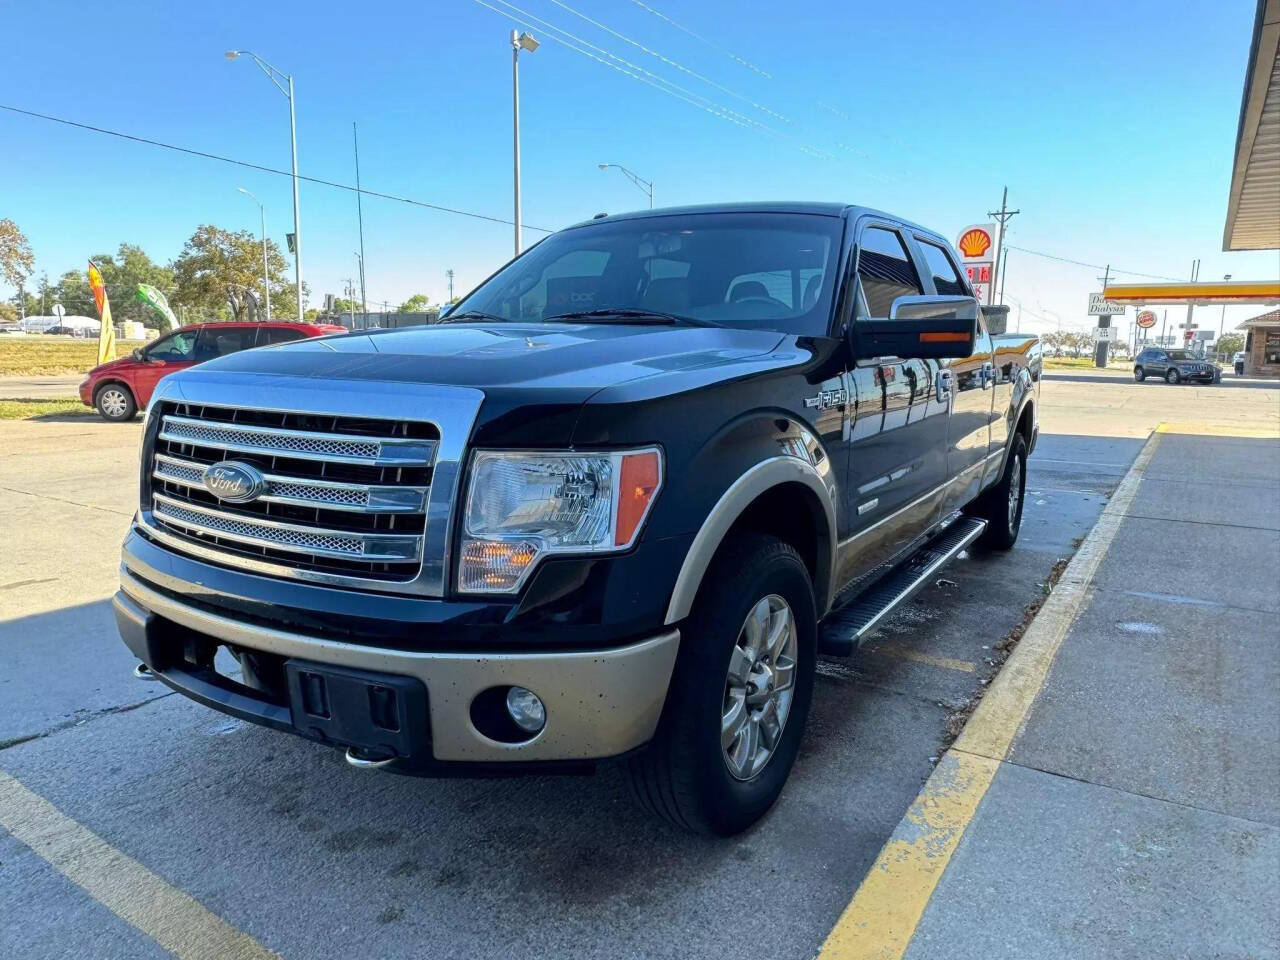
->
[1238,308,1280,376]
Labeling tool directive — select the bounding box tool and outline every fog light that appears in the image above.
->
[505,686,546,733]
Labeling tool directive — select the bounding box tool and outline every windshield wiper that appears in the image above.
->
[543,308,719,327]
[438,310,507,324]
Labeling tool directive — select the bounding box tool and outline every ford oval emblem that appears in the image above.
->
[202,461,266,503]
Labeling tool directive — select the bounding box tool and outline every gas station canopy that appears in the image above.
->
[1102,279,1280,306]
[1223,0,1280,250]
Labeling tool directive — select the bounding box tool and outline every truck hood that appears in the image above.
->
[190,322,791,397]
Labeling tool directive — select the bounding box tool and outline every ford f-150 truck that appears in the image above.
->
[115,203,1038,835]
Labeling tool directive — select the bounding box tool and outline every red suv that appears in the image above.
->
[79,321,346,421]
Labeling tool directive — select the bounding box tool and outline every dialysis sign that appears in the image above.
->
[956,223,997,303]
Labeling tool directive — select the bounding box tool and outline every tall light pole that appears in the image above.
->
[511,31,538,257]
[237,187,271,322]
[597,163,653,208]
[226,50,303,321]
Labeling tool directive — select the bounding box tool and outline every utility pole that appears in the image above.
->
[1160,309,1167,347]
[987,186,1019,306]
[347,279,356,329]
[1094,264,1112,368]
[353,122,368,316]
[1184,258,1200,349]
[446,269,455,302]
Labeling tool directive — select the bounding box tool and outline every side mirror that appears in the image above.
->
[850,295,979,360]
[131,348,145,361]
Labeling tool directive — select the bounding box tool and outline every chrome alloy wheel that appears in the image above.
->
[1007,452,1023,530]
[99,388,129,418]
[722,594,798,781]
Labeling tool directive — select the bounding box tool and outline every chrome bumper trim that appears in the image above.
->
[119,566,680,763]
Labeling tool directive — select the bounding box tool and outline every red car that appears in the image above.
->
[79,321,346,421]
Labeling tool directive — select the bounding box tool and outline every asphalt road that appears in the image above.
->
[2,377,1277,959]
[0,375,82,400]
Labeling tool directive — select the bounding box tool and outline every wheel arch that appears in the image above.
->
[93,378,136,405]
[664,457,836,626]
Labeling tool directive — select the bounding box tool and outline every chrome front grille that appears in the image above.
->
[145,402,438,583]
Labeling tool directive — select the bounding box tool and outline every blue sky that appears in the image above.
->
[2,0,1276,337]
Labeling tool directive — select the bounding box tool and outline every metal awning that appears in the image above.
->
[1224,0,1280,250]
[1103,280,1280,305]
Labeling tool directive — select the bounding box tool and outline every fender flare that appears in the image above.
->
[663,455,838,625]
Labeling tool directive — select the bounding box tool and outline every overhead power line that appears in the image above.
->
[1004,244,1184,283]
[627,0,774,80]
[470,0,835,161]
[546,0,790,123]
[0,103,555,234]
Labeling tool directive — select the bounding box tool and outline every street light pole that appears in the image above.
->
[237,187,270,322]
[227,50,303,321]
[1219,273,1232,345]
[597,163,654,208]
[511,31,538,257]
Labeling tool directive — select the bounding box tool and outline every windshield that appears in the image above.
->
[451,212,844,336]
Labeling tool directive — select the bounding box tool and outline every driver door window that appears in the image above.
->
[145,331,197,362]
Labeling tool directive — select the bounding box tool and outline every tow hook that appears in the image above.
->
[132,663,159,681]
[344,747,396,770]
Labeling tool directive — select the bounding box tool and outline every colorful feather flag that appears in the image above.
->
[87,261,115,366]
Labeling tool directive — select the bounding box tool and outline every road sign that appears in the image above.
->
[52,303,65,320]
[1136,309,1156,329]
[1088,293,1125,316]
[1093,326,1117,341]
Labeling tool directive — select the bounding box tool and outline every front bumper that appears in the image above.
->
[115,566,680,768]
[78,378,93,405]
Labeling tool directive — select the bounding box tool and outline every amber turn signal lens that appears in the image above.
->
[614,451,661,546]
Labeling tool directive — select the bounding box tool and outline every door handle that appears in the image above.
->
[935,369,954,403]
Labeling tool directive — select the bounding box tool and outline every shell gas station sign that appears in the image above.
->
[956,223,997,303]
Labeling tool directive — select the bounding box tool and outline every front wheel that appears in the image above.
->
[94,383,137,421]
[1166,368,1181,384]
[626,533,816,835]
[1134,366,1146,382]
[969,434,1027,550]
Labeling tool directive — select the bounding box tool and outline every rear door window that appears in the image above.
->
[257,326,306,346]
[856,226,923,317]
[916,239,969,295]
[194,327,258,362]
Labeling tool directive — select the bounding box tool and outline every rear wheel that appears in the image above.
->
[1133,366,1145,382]
[94,383,137,421]
[969,434,1027,550]
[1165,368,1181,384]
[627,533,816,835]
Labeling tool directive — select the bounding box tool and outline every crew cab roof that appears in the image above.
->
[563,202,944,244]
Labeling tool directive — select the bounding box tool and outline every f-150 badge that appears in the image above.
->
[804,388,847,410]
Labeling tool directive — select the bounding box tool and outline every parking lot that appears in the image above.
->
[2,373,1277,960]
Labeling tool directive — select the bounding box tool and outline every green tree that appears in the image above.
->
[0,218,34,291]
[0,301,17,324]
[172,224,294,321]
[397,293,431,313]
[1216,332,1245,356]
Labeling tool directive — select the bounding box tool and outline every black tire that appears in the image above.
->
[970,434,1027,551]
[1165,368,1180,385]
[94,383,137,421]
[626,533,817,835]
[1133,366,1145,382]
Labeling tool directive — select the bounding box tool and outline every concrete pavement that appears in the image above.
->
[2,377,1278,959]
[820,422,1280,959]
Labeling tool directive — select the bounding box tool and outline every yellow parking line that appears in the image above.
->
[0,770,280,960]
[817,427,1162,960]
[1156,421,1280,439]
[863,646,976,673]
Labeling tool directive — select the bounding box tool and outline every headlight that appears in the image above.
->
[458,448,662,593]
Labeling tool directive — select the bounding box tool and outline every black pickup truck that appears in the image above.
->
[114,203,1038,835]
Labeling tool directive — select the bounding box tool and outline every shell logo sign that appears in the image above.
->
[958,227,993,259]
